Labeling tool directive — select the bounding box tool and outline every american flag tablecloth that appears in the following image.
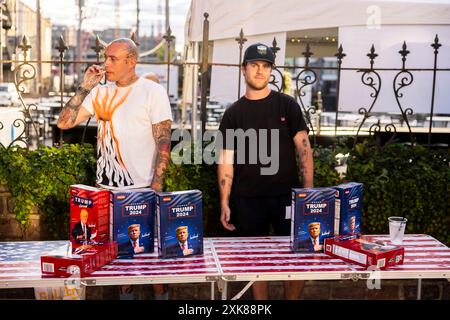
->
[345,234,450,279]
[85,239,220,286]
[211,236,356,281]
[211,235,450,281]
[0,241,70,288]
[1,235,449,289]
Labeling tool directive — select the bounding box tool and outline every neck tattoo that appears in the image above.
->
[118,74,138,87]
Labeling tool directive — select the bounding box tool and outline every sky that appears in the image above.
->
[22,0,192,51]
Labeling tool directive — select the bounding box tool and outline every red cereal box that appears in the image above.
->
[324,236,404,270]
[70,184,110,249]
[41,242,117,278]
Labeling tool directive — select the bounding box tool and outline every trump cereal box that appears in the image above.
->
[156,190,203,258]
[333,182,364,239]
[109,188,155,258]
[70,185,110,249]
[291,188,336,253]
[324,236,404,270]
[41,241,118,278]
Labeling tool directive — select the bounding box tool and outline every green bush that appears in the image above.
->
[1,141,448,244]
[164,161,222,236]
[346,141,450,244]
[312,145,343,187]
[0,144,96,239]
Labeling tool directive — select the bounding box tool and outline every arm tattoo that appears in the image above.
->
[151,119,172,191]
[57,87,90,128]
[300,139,309,179]
[302,138,308,148]
[220,174,233,189]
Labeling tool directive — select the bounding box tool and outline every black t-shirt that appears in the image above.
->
[218,90,309,197]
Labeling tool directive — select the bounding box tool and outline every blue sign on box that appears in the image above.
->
[291,188,336,253]
[333,182,364,238]
[156,190,203,259]
[109,188,155,258]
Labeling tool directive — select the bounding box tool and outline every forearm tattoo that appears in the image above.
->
[151,120,172,191]
[299,138,310,180]
[57,87,90,127]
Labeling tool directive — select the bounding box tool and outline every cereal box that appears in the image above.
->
[324,236,404,270]
[291,188,336,253]
[69,185,110,249]
[333,182,364,239]
[41,241,118,278]
[156,190,203,258]
[109,188,155,258]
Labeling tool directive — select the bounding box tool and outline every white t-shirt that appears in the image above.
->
[82,77,173,189]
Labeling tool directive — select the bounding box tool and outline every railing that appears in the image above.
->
[0,12,449,151]
[0,28,178,149]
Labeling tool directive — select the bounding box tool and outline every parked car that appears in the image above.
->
[0,83,20,107]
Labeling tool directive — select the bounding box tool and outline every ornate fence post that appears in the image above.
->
[269,37,285,92]
[393,41,414,146]
[428,35,441,146]
[354,45,381,147]
[56,35,68,145]
[12,35,39,148]
[235,28,247,99]
[200,13,209,135]
[163,27,175,97]
[334,44,346,143]
[295,43,318,147]
[79,35,105,144]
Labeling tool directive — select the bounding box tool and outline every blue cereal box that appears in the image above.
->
[333,182,364,239]
[156,190,203,259]
[109,188,155,258]
[291,188,336,253]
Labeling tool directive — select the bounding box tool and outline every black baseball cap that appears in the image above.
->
[242,43,275,65]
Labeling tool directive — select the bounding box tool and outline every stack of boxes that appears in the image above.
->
[41,185,204,277]
[41,185,116,278]
[41,179,402,276]
[290,182,404,269]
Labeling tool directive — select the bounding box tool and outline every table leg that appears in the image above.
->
[211,282,215,300]
[221,282,228,300]
[231,281,254,300]
[417,279,422,300]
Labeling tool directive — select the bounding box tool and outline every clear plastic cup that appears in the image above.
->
[388,216,407,245]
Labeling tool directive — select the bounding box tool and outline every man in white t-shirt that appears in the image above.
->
[57,38,172,299]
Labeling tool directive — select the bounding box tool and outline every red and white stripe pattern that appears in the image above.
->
[89,239,219,283]
[0,241,69,287]
[1,235,449,288]
[211,236,354,279]
[211,235,450,279]
[345,234,450,273]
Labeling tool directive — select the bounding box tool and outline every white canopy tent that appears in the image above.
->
[185,0,450,42]
[182,0,450,118]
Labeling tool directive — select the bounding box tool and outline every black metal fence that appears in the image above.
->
[1,12,449,151]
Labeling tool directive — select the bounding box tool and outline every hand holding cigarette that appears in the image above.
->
[81,64,105,90]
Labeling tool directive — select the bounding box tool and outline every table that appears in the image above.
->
[210,234,450,300]
[1,235,449,300]
[84,239,219,299]
[0,241,70,288]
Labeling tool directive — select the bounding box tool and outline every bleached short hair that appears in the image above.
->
[107,38,139,60]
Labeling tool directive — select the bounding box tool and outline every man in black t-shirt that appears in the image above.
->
[217,43,314,300]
